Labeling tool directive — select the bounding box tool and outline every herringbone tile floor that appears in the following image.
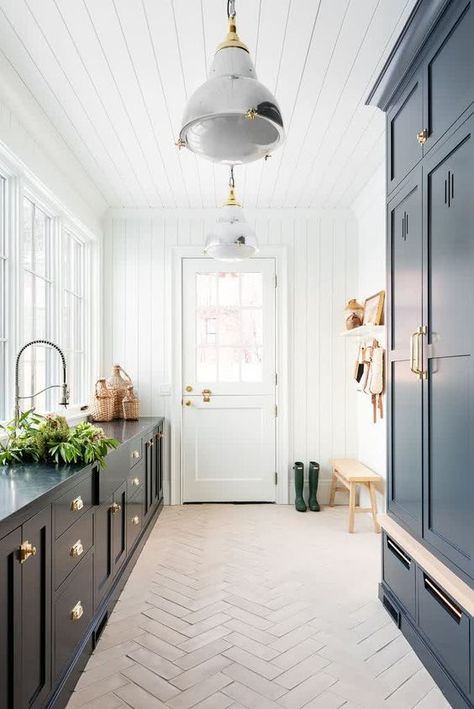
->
[67,505,451,709]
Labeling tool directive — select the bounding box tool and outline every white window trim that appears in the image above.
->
[0,147,101,426]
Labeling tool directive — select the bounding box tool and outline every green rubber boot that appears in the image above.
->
[294,462,307,512]
[308,461,320,511]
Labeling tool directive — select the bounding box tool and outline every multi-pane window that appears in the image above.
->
[0,176,6,419]
[62,231,85,405]
[196,272,263,383]
[22,197,53,412]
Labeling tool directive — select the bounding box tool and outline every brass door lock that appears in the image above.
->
[202,388,212,402]
[19,541,37,564]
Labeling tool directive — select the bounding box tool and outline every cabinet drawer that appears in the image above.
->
[417,570,470,693]
[54,552,93,681]
[127,490,144,552]
[54,512,93,590]
[383,534,416,618]
[129,437,143,469]
[54,473,93,539]
[127,457,145,497]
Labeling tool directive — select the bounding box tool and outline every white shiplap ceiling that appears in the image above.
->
[0,0,417,209]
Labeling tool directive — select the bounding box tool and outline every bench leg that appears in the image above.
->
[369,482,380,533]
[348,482,356,533]
[329,470,337,507]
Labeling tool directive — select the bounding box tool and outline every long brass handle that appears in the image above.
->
[70,601,84,622]
[70,540,84,558]
[409,331,421,377]
[416,325,428,379]
[424,576,462,621]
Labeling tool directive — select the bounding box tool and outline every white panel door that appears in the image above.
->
[182,258,276,502]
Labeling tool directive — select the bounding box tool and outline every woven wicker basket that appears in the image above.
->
[122,385,139,420]
[90,379,114,422]
[107,365,133,418]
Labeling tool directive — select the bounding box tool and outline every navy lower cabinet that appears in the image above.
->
[368,0,474,705]
[0,416,164,709]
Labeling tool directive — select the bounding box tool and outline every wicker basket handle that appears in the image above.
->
[117,366,132,384]
[95,379,109,398]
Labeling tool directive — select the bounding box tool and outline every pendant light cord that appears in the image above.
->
[227,0,236,19]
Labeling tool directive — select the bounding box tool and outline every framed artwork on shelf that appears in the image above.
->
[363,290,385,326]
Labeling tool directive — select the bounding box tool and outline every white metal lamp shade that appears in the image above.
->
[178,10,284,164]
[204,176,258,261]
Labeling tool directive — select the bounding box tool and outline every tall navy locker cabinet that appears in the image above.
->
[367,1,474,707]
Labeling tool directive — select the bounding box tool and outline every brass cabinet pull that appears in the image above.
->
[111,502,122,514]
[416,129,428,145]
[131,515,140,526]
[132,477,140,487]
[70,496,84,512]
[131,450,140,460]
[70,540,84,558]
[202,388,212,403]
[424,576,462,621]
[19,541,37,564]
[149,439,154,447]
[409,331,421,378]
[417,325,428,379]
[70,601,84,622]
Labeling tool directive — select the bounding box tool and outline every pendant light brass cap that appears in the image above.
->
[217,15,249,52]
[223,185,241,206]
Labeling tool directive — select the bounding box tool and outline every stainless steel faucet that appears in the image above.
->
[15,339,69,425]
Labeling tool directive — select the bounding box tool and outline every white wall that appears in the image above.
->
[0,54,106,236]
[351,163,387,501]
[103,209,359,505]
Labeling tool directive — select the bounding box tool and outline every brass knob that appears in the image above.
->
[132,477,140,486]
[70,496,84,512]
[185,400,192,406]
[185,385,193,392]
[416,129,428,145]
[132,450,140,460]
[19,541,37,564]
[70,540,84,558]
[70,601,84,622]
[111,502,121,514]
[131,515,140,526]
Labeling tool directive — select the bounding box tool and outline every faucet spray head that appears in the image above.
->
[58,383,69,408]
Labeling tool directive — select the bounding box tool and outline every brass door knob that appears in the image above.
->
[132,477,140,486]
[70,496,84,512]
[70,540,84,558]
[131,515,140,526]
[416,129,428,145]
[202,388,212,402]
[111,502,122,514]
[19,541,37,564]
[185,385,193,392]
[70,601,84,622]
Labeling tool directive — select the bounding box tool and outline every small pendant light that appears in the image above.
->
[204,167,258,261]
[177,0,284,165]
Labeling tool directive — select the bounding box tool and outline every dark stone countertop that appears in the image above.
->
[0,416,163,525]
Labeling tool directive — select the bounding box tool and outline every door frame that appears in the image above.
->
[170,246,289,505]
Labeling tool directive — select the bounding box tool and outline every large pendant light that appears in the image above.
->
[177,0,284,165]
[204,167,258,261]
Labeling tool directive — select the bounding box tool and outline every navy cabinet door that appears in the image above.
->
[21,506,52,709]
[387,172,423,536]
[387,71,424,193]
[423,115,474,582]
[424,0,474,153]
[0,528,21,709]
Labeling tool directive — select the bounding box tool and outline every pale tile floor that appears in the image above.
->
[67,505,452,709]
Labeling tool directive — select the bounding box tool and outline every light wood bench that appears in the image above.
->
[330,459,381,533]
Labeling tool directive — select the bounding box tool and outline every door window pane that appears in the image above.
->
[195,271,264,384]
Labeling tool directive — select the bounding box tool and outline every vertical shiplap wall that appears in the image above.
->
[103,209,358,504]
